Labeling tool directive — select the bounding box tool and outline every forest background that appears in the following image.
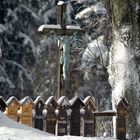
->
[0,0,111,110]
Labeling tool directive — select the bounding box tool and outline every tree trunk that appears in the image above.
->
[108,0,140,139]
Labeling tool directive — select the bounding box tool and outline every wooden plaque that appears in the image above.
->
[19,96,34,127]
[83,96,96,136]
[34,96,44,130]
[56,96,70,136]
[45,96,58,134]
[69,96,84,136]
[5,96,20,121]
[116,97,128,140]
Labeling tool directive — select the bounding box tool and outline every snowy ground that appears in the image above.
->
[0,112,116,140]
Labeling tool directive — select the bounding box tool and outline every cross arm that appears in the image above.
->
[38,24,84,36]
[38,24,61,34]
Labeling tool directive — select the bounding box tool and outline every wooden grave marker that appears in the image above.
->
[116,97,128,140]
[4,96,20,121]
[0,96,7,112]
[83,96,96,136]
[45,96,58,134]
[69,95,85,136]
[56,96,70,136]
[33,96,45,130]
[19,96,34,127]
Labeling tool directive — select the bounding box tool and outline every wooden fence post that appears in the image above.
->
[4,96,20,122]
[19,96,34,127]
[45,96,58,134]
[116,97,128,140]
[56,96,70,136]
[0,96,7,112]
[83,96,96,136]
[69,96,85,136]
[33,96,44,130]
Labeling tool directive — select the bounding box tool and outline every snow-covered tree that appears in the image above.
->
[108,0,140,138]
[0,0,38,99]
[71,0,112,110]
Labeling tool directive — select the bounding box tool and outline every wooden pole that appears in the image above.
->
[56,40,61,99]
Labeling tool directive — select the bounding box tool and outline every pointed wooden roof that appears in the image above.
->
[34,96,44,106]
[57,96,70,107]
[6,96,19,106]
[116,97,128,109]
[83,96,96,109]
[45,96,58,108]
[19,96,34,106]
[69,95,84,107]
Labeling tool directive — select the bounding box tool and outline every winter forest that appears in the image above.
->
[0,0,140,139]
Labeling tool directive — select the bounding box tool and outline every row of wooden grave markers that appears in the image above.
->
[0,95,128,139]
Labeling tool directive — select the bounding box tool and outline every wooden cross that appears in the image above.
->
[38,1,84,99]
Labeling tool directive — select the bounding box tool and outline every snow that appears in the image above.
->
[19,4,39,20]
[108,25,140,138]
[66,108,72,116]
[94,2,107,15]
[0,111,117,140]
[55,109,60,116]
[0,78,15,88]
[76,5,95,19]
[4,59,32,82]
[43,7,56,23]
[137,113,140,125]
[83,96,95,105]
[0,24,6,33]
[75,2,106,19]
[82,35,109,68]
[19,96,33,105]
[108,25,140,106]
[18,32,36,54]
[57,1,65,5]
[34,96,44,105]
[42,109,47,117]
[69,95,84,106]
[57,96,70,107]
[6,96,19,106]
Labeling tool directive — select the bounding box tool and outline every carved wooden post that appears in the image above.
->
[83,96,96,136]
[4,96,20,122]
[69,96,84,136]
[0,96,7,112]
[19,96,34,127]
[45,96,58,134]
[116,97,128,140]
[33,96,44,130]
[56,96,70,136]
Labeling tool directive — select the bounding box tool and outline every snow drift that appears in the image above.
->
[0,111,117,140]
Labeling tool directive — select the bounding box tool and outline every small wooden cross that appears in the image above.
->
[38,1,84,99]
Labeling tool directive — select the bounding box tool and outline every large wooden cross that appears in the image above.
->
[38,1,84,99]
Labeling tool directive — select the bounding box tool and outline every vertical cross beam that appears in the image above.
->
[57,1,66,28]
